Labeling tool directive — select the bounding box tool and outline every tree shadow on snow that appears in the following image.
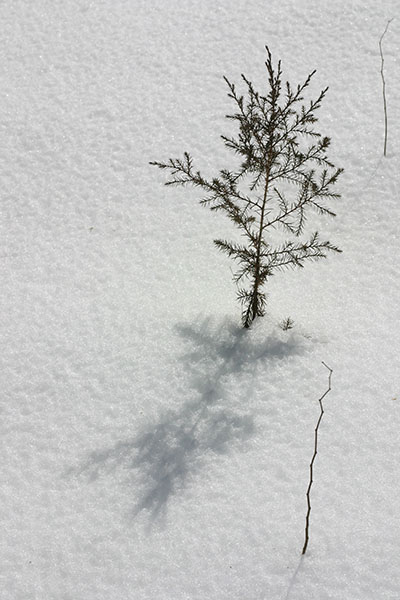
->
[69,316,306,523]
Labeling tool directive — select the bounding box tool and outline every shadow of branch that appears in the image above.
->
[68,316,306,522]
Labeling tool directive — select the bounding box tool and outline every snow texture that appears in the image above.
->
[1,1,400,598]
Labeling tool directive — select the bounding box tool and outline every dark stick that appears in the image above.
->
[379,19,394,157]
[302,361,333,555]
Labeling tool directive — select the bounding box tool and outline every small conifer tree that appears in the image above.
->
[151,47,343,328]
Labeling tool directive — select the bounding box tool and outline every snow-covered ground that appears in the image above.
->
[1,1,400,598]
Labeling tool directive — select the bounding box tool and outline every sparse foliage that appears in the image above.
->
[151,47,343,328]
[280,317,294,331]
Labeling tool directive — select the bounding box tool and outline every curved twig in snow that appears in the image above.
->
[302,361,332,555]
[379,19,394,157]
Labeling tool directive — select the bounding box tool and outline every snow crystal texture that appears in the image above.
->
[1,1,400,598]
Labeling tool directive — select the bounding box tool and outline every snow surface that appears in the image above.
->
[1,1,400,598]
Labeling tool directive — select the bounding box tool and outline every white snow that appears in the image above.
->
[1,1,400,598]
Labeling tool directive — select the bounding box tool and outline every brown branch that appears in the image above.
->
[246,146,274,327]
[302,361,333,555]
[379,19,394,157]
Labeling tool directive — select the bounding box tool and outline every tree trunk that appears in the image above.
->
[244,146,273,328]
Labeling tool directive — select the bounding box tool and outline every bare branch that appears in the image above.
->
[302,362,333,555]
[379,18,394,157]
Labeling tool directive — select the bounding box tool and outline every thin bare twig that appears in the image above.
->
[302,361,333,555]
[379,19,394,157]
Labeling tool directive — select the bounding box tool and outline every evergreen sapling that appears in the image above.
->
[151,47,343,328]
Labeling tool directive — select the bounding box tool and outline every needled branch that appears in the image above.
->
[302,361,333,555]
[151,47,343,328]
